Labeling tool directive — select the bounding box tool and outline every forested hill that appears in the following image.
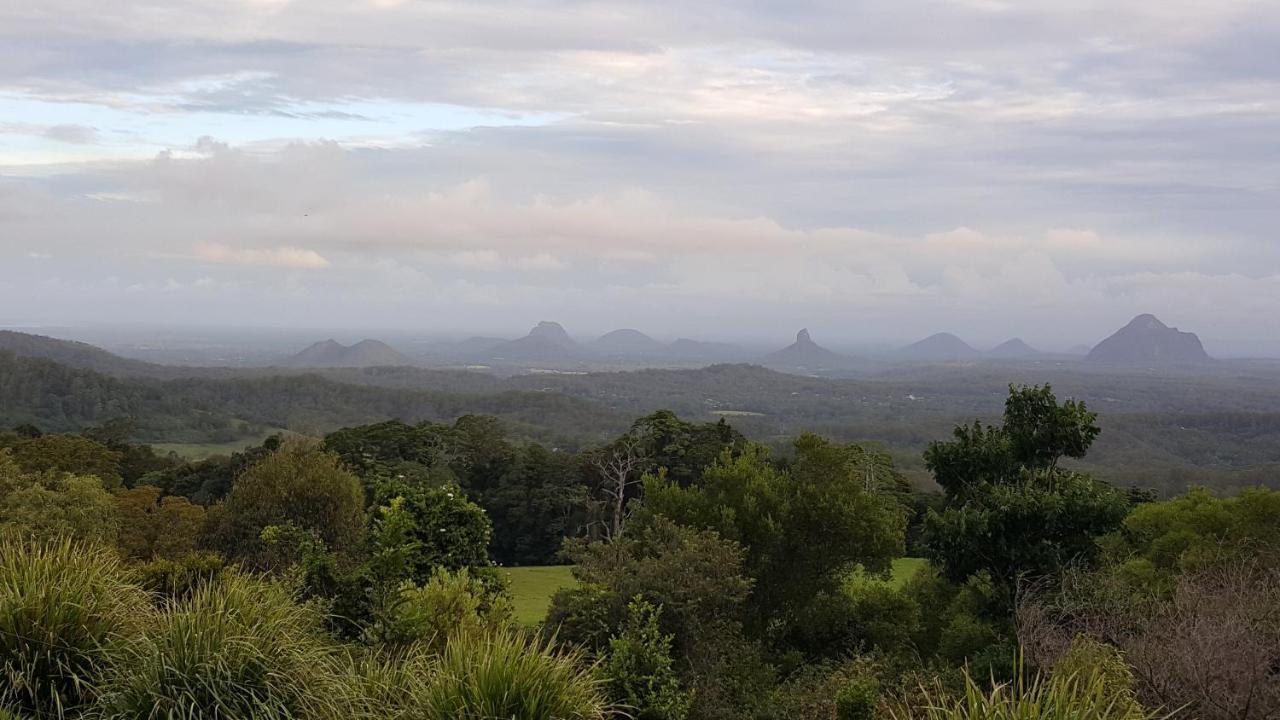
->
[5,336,1280,495]
[0,330,162,376]
[0,351,627,447]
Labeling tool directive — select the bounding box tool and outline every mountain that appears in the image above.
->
[283,338,413,368]
[667,338,747,362]
[986,338,1041,359]
[452,336,508,354]
[762,329,856,370]
[487,321,582,363]
[593,329,665,356]
[897,333,980,362]
[0,330,159,376]
[1086,314,1212,365]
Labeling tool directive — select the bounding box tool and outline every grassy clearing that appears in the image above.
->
[503,558,927,627]
[504,565,577,626]
[846,557,929,591]
[152,428,291,460]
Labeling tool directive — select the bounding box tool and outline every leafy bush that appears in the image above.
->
[835,675,880,720]
[0,537,146,717]
[602,598,691,720]
[417,627,606,720]
[99,571,361,719]
[366,567,512,651]
[131,551,228,602]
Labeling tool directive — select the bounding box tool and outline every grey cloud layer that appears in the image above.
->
[0,0,1278,352]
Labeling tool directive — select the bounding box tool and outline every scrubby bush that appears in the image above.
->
[99,571,362,719]
[602,598,691,720]
[0,538,146,717]
[416,627,607,720]
[366,566,512,651]
[888,654,1165,720]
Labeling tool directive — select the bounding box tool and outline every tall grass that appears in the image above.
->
[412,627,607,720]
[0,537,146,718]
[98,571,363,720]
[889,660,1174,720]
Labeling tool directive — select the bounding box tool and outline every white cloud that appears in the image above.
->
[193,242,331,269]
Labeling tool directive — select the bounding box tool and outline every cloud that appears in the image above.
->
[193,242,331,269]
[0,1,1278,351]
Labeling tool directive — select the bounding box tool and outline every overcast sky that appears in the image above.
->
[2,0,1278,353]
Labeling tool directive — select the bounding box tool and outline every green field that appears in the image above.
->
[503,558,927,627]
[846,557,929,591]
[504,565,578,625]
[152,428,292,460]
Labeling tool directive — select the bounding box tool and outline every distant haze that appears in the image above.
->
[2,1,1279,356]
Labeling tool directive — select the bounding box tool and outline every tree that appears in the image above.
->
[6,434,124,489]
[603,598,692,720]
[368,474,493,580]
[643,437,905,642]
[213,439,365,567]
[114,485,206,561]
[922,385,1125,610]
[0,452,118,544]
[925,384,1100,501]
[589,434,650,540]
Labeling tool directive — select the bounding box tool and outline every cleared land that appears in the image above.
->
[506,558,928,626]
[504,565,577,625]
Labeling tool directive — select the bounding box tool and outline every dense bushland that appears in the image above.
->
[1,385,1276,718]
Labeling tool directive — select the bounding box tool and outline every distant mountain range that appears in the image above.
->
[1086,314,1212,365]
[1,312,1221,378]
[283,339,413,368]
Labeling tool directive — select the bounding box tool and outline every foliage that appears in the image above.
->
[555,517,772,720]
[602,598,692,720]
[3,433,124,489]
[924,471,1130,596]
[0,538,146,717]
[924,384,1099,500]
[113,485,206,560]
[0,451,118,544]
[99,571,363,720]
[366,567,513,652]
[414,627,607,720]
[369,475,492,579]
[643,436,906,646]
[131,551,228,602]
[213,439,366,567]
[923,386,1128,610]
[888,654,1164,720]
[1103,486,1280,577]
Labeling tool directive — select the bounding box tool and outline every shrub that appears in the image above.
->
[417,627,607,720]
[887,655,1167,720]
[366,567,513,652]
[0,537,146,717]
[603,598,691,720]
[835,676,880,720]
[99,571,361,719]
[131,551,228,602]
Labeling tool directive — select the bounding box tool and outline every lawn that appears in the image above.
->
[152,428,292,460]
[503,565,578,626]
[502,557,928,627]
[845,557,929,591]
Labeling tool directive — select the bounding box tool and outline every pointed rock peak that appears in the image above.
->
[796,328,813,344]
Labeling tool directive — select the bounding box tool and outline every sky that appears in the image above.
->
[1,0,1278,354]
